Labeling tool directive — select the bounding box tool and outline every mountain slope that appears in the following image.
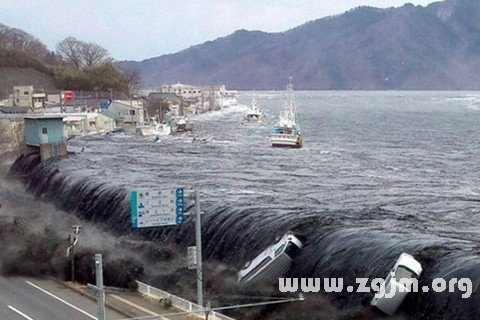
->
[122,0,480,90]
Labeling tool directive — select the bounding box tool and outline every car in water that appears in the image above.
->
[371,252,423,316]
[237,233,304,284]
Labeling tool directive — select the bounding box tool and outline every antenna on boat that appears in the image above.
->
[287,76,300,130]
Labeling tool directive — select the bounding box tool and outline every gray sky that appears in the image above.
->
[0,0,437,61]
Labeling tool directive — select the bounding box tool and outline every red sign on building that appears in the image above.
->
[63,91,75,102]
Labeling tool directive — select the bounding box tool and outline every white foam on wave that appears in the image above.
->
[191,104,248,122]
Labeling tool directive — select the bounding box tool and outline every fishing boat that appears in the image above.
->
[175,117,193,133]
[271,77,302,148]
[244,98,266,123]
[136,120,171,137]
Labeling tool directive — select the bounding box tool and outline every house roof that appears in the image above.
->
[0,106,30,114]
[24,114,64,120]
[148,92,180,101]
[100,109,124,121]
[109,100,143,110]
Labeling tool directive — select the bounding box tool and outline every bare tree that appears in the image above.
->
[56,37,83,69]
[0,24,50,60]
[123,68,143,94]
[56,37,109,69]
[82,42,109,66]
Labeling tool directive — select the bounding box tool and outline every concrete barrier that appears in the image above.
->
[136,281,236,320]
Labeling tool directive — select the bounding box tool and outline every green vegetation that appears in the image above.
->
[0,24,130,93]
[53,62,128,92]
[0,48,52,75]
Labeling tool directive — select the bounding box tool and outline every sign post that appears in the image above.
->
[131,188,185,228]
[194,190,203,307]
[131,188,203,307]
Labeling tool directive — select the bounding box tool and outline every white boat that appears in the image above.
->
[220,90,238,108]
[136,122,171,136]
[237,233,303,284]
[271,77,302,148]
[174,117,193,133]
[244,98,266,123]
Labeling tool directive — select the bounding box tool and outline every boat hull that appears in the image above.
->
[272,142,302,148]
[271,135,302,148]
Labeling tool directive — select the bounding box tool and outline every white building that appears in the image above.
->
[13,85,34,108]
[161,83,231,100]
[107,100,144,127]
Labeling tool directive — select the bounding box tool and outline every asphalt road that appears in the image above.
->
[0,277,125,320]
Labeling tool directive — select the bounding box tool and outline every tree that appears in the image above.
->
[56,37,83,69]
[84,62,128,92]
[146,98,170,122]
[123,67,143,94]
[56,37,109,69]
[82,42,109,67]
[0,24,50,61]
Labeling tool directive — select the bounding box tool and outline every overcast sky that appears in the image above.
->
[0,0,438,61]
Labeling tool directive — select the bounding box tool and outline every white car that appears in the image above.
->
[238,233,303,284]
[371,253,423,316]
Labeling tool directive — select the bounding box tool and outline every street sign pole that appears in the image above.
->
[130,188,201,306]
[194,190,204,307]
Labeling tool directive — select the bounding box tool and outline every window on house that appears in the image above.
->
[130,110,135,115]
[42,127,48,134]
[24,91,29,95]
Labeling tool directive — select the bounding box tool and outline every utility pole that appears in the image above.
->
[194,190,204,307]
[66,225,81,282]
[88,254,106,320]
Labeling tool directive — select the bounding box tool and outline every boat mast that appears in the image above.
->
[285,76,294,116]
[284,76,299,126]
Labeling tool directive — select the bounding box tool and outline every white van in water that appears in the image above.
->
[371,253,423,316]
[237,233,304,284]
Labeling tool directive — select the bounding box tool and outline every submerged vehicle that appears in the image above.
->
[271,77,302,148]
[371,253,423,316]
[238,233,304,284]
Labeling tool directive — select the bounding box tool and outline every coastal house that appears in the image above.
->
[13,85,34,108]
[161,83,231,100]
[95,110,118,132]
[161,83,203,99]
[147,92,185,117]
[160,83,237,111]
[107,100,144,127]
[0,115,24,156]
[24,114,67,161]
[2,85,58,111]
[63,112,98,137]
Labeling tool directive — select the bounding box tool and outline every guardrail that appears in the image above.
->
[136,281,235,320]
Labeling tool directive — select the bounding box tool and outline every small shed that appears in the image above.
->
[24,114,67,160]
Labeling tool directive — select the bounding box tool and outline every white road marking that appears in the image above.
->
[7,305,35,320]
[25,281,97,319]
